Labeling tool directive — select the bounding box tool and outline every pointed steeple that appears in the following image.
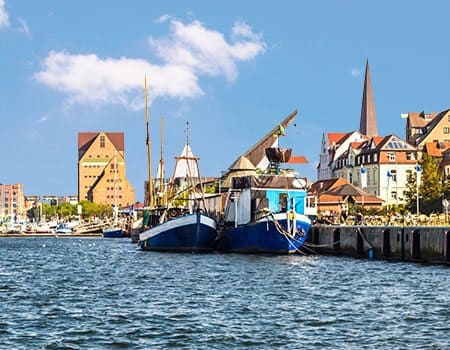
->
[359,60,378,137]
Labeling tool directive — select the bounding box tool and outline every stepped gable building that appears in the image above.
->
[78,132,135,207]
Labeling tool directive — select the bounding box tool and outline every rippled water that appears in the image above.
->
[0,238,448,349]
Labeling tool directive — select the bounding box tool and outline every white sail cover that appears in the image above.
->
[173,144,199,179]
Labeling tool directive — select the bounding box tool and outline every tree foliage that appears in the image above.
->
[405,154,443,215]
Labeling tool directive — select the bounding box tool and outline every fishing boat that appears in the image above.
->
[138,114,217,251]
[216,111,315,254]
[217,169,312,254]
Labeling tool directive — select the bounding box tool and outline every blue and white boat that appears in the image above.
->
[218,150,314,254]
[103,227,126,238]
[139,209,216,252]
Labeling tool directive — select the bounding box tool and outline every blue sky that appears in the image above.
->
[1,1,449,201]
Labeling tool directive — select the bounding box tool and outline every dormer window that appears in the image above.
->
[388,153,396,162]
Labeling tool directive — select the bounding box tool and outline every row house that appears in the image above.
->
[334,135,417,205]
[317,131,368,180]
[405,109,450,150]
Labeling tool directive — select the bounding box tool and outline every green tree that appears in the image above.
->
[419,154,442,214]
[405,154,443,215]
[404,171,418,213]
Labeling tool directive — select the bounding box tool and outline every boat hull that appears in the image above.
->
[218,213,311,254]
[103,228,126,238]
[139,212,217,252]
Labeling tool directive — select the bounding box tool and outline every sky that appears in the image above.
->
[1,1,450,201]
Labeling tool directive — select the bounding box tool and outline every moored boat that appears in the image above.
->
[139,209,216,252]
[217,173,312,254]
[138,115,217,251]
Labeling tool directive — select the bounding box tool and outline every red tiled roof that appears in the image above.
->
[425,141,450,158]
[327,132,347,145]
[309,177,347,194]
[408,112,439,128]
[287,156,308,164]
[372,136,385,146]
[78,132,124,151]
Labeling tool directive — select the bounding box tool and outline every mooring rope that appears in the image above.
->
[266,212,309,255]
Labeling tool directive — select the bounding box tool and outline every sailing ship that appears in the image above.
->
[216,111,314,254]
[138,117,217,252]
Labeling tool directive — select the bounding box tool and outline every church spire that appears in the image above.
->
[359,60,378,137]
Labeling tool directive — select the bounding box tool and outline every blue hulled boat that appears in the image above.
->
[139,210,216,252]
[218,174,312,254]
[138,120,218,252]
[103,227,126,238]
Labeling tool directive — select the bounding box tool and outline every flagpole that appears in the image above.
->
[416,167,420,216]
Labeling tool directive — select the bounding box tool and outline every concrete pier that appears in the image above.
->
[309,225,450,265]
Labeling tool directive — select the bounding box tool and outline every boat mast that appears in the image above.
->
[145,76,154,208]
[158,116,166,207]
[113,150,118,225]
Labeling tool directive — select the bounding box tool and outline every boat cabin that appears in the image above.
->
[224,175,309,226]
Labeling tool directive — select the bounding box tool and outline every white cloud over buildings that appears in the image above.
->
[34,18,266,110]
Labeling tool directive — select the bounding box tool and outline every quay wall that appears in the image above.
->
[309,225,450,265]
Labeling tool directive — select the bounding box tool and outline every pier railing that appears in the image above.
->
[317,213,449,227]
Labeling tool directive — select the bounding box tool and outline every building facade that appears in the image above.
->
[405,109,450,149]
[1,183,25,220]
[78,132,135,208]
[334,135,418,205]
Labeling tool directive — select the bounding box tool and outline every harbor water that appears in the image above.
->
[0,238,448,349]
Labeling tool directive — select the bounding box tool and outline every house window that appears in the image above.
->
[100,135,106,148]
[391,191,397,200]
[391,170,397,182]
[406,153,415,160]
[388,153,396,161]
[444,127,450,134]
[374,154,378,162]
[349,173,353,184]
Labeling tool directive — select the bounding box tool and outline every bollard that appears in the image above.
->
[368,247,374,260]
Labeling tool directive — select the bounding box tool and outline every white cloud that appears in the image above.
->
[35,18,265,110]
[17,17,31,38]
[0,0,10,28]
[351,68,361,77]
[150,19,266,81]
[35,51,202,110]
[36,114,49,123]
[154,14,171,23]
